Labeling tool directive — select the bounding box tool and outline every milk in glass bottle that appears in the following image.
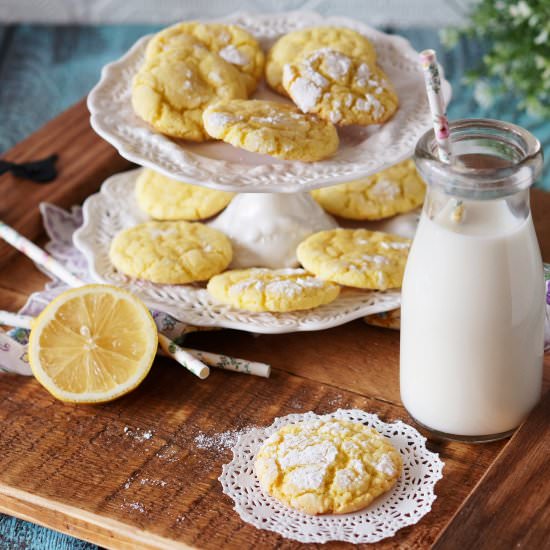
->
[400,119,545,442]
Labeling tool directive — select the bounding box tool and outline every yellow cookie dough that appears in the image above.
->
[206,268,340,312]
[297,228,411,290]
[311,159,425,220]
[202,99,339,161]
[255,418,402,515]
[132,36,247,141]
[135,169,234,220]
[283,49,398,125]
[266,26,377,95]
[145,22,265,94]
[109,221,232,284]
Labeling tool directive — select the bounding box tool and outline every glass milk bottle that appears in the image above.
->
[400,119,545,442]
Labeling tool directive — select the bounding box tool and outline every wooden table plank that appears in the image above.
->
[0,98,549,549]
[433,390,550,550]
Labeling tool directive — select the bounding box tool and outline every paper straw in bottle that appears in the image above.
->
[419,49,452,163]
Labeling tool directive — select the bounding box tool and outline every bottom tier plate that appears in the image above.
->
[73,170,401,334]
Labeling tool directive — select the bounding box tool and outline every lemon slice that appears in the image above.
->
[28,285,158,403]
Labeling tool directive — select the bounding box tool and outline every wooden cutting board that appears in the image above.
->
[0,100,549,550]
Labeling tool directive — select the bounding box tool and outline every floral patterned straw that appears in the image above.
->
[180,348,271,378]
[0,220,210,380]
[0,310,272,379]
[419,49,452,163]
[0,220,84,287]
[158,334,210,379]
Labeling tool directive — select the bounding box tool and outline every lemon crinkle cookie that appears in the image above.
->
[297,228,411,290]
[135,169,234,220]
[266,26,377,95]
[255,418,402,515]
[109,221,232,284]
[311,159,425,220]
[207,268,340,312]
[202,99,339,161]
[145,22,264,94]
[132,35,247,141]
[282,48,398,125]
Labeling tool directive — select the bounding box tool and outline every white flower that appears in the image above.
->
[474,81,495,109]
[534,29,548,45]
[509,1,532,19]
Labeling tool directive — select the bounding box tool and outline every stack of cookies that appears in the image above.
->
[109,22,418,314]
[131,22,399,162]
[108,160,420,313]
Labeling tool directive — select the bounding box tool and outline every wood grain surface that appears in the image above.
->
[0,99,549,549]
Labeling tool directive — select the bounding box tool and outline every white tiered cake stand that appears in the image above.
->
[78,11,451,334]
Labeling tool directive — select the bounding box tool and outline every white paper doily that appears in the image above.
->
[219,409,444,544]
[73,170,402,334]
[87,11,451,192]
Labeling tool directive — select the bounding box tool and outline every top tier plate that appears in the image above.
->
[88,11,450,193]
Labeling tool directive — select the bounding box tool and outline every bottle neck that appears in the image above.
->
[415,119,543,201]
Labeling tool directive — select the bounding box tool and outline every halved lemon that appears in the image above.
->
[28,285,158,403]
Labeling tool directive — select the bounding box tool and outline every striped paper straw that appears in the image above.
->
[0,220,85,287]
[419,49,452,163]
[0,311,33,330]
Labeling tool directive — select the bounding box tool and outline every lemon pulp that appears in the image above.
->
[29,285,158,403]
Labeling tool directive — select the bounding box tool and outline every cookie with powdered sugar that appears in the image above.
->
[202,99,339,162]
[255,418,402,515]
[311,159,425,220]
[206,268,340,312]
[265,26,377,95]
[282,48,398,126]
[109,221,232,284]
[132,35,247,141]
[297,228,411,290]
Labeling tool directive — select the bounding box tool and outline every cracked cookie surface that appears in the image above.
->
[109,221,232,284]
[202,99,339,161]
[266,26,377,95]
[283,49,398,125]
[135,169,234,221]
[132,35,247,141]
[311,159,425,220]
[297,228,411,290]
[145,22,264,94]
[207,268,340,312]
[255,418,402,515]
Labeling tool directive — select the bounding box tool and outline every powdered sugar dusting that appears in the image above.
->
[308,48,351,80]
[229,270,329,299]
[287,75,322,113]
[380,241,410,250]
[194,427,254,452]
[374,453,396,476]
[371,178,400,199]
[205,112,240,129]
[288,464,328,490]
[219,45,250,66]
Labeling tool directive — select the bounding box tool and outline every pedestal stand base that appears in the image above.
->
[209,192,337,269]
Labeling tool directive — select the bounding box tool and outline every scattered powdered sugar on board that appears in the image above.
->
[121,500,147,514]
[123,426,154,442]
[194,427,255,452]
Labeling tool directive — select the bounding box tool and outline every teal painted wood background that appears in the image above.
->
[0,21,548,550]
